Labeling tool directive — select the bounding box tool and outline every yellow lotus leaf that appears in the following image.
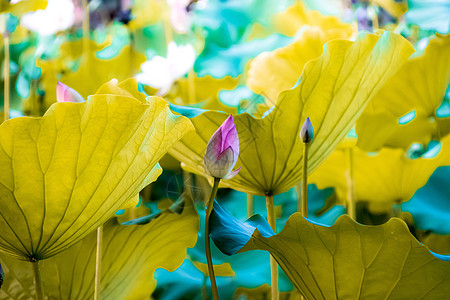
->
[165,75,239,114]
[374,0,408,18]
[128,0,162,30]
[0,91,193,260]
[247,25,353,104]
[34,39,146,112]
[310,137,450,210]
[356,33,450,151]
[272,1,354,37]
[170,32,414,196]
[0,201,198,299]
[0,0,47,17]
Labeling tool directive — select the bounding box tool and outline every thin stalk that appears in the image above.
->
[246,193,253,218]
[266,194,279,300]
[345,148,356,220]
[205,177,220,300]
[302,144,309,218]
[295,182,301,213]
[82,0,90,68]
[31,260,44,300]
[3,33,9,122]
[94,225,103,300]
[188,69,196,104]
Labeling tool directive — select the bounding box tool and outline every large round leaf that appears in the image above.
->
[0,90,193,260]
[0,201,199,299]
[170,32,414,196]
[210,204,450,299]
[356,33,450,151]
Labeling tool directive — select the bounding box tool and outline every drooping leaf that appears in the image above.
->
[356,33,450,151]
[0,84,193,260]
[310,138,450,212]
[0,201,199,299]
[210,204,450,299]
[170,31,414,196]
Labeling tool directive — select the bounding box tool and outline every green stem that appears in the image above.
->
[82,0,90,68]
[3,32,9,122]
[346,148,356,220]
[266,194,279,300]
[246,193,253,218]
[94,225,103,300]
[295,182,302,213]
[302,144,309,218]
[31,260,44,300]
[205,177,221,300]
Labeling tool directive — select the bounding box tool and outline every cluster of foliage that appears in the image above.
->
[0,0,449,299]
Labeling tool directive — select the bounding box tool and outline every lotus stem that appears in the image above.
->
[295,183,302,213]
[205,177,221,300]
[82,0,90,66]
[302,144,309,218]
[94,225,103,300]
[3,32,9,122]
[345,148,356,220]
[266,194,279,300]
[247,193,253,217]
[31,259,44,300]
[188,69,196,104]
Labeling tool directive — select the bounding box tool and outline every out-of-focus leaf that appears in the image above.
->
[170,32,414,196]
[402,166,450,234]
[34,39,146,111]
[374,0,408,18]
[0,0,47,17]
[165,75,239,113]
[356,33,450,151]
[247,24,353,104]
[0,201,199,299]
[210,205,450,299]
[310,139,450,212]
[128,0,163,30]
[0,85,193,260]
[406,0,450,34]
[272,1,354,37]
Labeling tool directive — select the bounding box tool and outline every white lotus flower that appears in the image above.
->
[21,0,75,36]
[136,41,196,95]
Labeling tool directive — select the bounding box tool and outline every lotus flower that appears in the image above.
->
[56,82,85,103]
[300,117,314,143]
[204,115,240,179]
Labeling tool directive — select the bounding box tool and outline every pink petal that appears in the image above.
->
[223,167,241,180]
[56,82,85,103]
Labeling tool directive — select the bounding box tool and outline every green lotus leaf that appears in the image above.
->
[0,91,194,260]
[356,33,450,151]
[309,136,450,211]
[0,200,199,299]
[241,214,450,299]
[170,32,414,196]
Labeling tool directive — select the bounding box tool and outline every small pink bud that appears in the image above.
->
[300,117,314,144]
[56,82,85,103]
[204,115,240,179]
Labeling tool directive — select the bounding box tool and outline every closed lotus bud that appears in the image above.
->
[204,115,241,179]
[56,82,85,103]
[300,117,314,143]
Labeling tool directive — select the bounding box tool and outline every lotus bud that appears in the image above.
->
[56,82,85,103]
[300,117,314,144]
[204,115,241,179]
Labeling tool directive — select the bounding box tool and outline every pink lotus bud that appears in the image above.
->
[56,82,85,103]
[204,115,240,179]
[300,117,314,144]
